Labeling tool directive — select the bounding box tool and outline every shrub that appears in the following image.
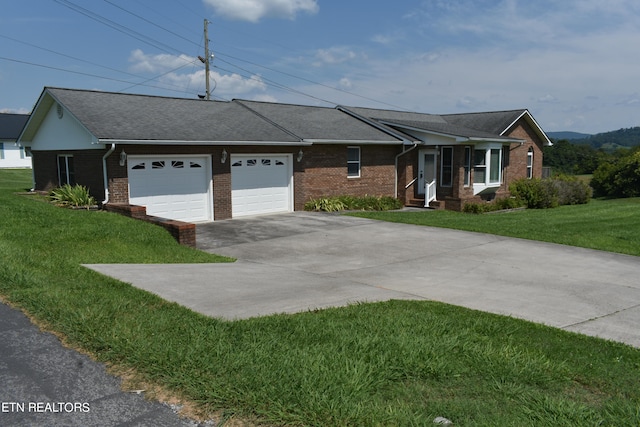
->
[304,198,347,212]
[463,197,524,214]
[591,150,640,198]
[510,176,591,209]
[49,184,97,208]
[551,175,593,205]
[510,178,558,209]
[305,195,402,212]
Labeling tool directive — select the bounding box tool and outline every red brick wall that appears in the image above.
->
[32,150,105,200]
[503,121,545,182]
[108,144,400,218]
[300,145,398,202]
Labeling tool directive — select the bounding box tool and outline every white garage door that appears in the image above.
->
[128,156,212,222]
[231,154,293,217]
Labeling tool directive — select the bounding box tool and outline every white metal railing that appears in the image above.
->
[424,180,436,207]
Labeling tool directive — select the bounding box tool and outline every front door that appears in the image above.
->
[418,149,437,202]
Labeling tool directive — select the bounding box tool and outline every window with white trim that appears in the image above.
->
[473,145,504,193]
[441,146,453,187]
[464,146,471,187]
[0,143,4,160]
[527,147,534,179]
[347,146,360,178]
[57,155,75,186]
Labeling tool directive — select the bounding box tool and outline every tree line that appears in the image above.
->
[543,140,640,198]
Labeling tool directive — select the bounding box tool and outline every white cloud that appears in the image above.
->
[202,0,318,22]
[537,95,559,104]
[313,47,360,67]
[339,78,352,89]
[128,49,196,73]
[128,50,267,97]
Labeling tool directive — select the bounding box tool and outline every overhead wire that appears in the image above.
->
[90,0,410,109]
[0,55,202,95]
[38,0,408,109]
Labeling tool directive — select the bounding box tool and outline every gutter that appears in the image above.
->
[101,143,116,205]
[394,143,419,198]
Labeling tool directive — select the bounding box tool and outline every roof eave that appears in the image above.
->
[99,139,311,146]
[336,106,416,144]
[501,110,553,146]
[302,138,404,145]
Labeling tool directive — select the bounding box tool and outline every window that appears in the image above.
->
[474,149,487,184]
[473,145,504,191]
[527,147,534,179]
[464,146,471,186]
[489,149,501,184]
[57,155,75,186]
[441,146,453,187]
[347,146,360,178]
[0,143,4,160]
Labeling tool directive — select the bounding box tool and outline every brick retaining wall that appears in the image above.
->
[104,204,196,248]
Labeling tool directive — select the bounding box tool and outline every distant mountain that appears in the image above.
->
[570,127,640,151]
[547,131,592,140]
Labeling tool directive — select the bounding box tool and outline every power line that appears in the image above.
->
[103,0,200,48]
[0,33,141,80]
[0,55,201,96]
[54,0,183,55]
[50,0,408,109]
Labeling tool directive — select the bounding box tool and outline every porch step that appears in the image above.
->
[407,199,426,207]
[407,199,445,210]
[429,200,445,210]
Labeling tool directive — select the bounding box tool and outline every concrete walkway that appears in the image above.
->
[86,212,640,348]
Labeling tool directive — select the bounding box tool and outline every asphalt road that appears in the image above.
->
[0,301,210,427]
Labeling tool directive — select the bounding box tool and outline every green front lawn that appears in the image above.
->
[2,169,640,426]
[349,198,640,257]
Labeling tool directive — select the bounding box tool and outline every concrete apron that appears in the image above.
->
[85,212,640,348]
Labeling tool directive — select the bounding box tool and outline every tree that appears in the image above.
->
[543,139,606,175]
[590,147,640,198]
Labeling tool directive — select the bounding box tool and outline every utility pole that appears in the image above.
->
[203,19,211,100]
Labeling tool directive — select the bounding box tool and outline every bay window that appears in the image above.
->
[473,144,504,194]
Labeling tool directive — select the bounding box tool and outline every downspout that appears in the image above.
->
[394,143,419,198]
[102,143,116,205]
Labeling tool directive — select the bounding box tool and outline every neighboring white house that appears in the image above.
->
[0,113,31,168]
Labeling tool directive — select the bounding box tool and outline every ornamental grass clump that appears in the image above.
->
[49,184,97,209]
[305,195,402,212]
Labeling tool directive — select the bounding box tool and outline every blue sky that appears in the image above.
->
[2,0,640,134]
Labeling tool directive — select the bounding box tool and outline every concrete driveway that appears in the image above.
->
[86,212,640,348]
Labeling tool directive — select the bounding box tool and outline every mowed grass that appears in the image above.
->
[2,169,640,426]
[349,198,640,257]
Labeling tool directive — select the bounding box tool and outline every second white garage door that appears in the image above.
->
[231,154,293,217]
[128,155,213,222]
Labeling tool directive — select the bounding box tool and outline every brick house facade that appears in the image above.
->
[19,87,551,223]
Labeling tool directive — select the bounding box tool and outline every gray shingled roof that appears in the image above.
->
[344,106,526,141]
[22,88,547,146]
[236,100,402,142]
[377,118,517,140]
[45,88,300,142]
[441,110,526,135]
[0,113,29,140]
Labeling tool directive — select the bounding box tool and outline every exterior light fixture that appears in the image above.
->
[221,148,228,164]
[297,148,304,162]
[119,149,127,166]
